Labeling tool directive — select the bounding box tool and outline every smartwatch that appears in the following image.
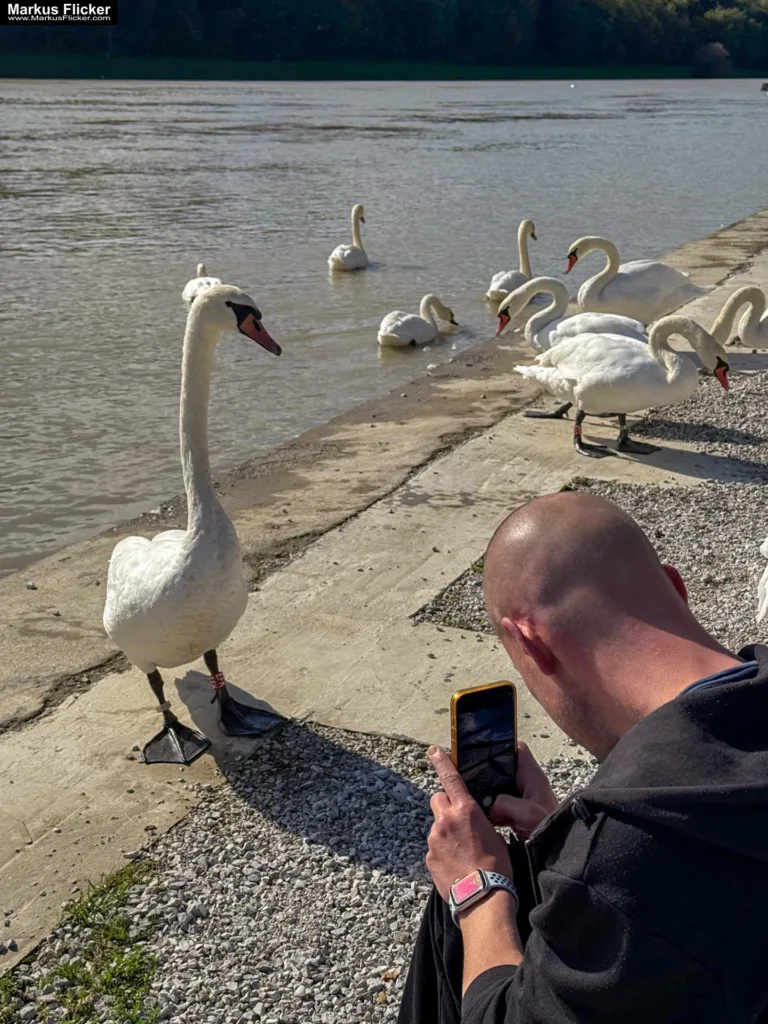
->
[449,869,518,925]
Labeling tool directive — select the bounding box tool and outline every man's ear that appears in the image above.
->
[500,616,556,675]
[662,563,688,605]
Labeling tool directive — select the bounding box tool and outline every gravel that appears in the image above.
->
[632,371,768,479]
[416,371,768,644]
[416,480,768,650]
[5,724,595,1023]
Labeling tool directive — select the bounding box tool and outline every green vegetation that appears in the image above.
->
[0,861,159,1024]
[1,0,768,77]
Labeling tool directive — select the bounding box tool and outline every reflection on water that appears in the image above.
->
[1,78,767,575]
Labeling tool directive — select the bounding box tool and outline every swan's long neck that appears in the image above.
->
[736,288,767,345]
[197,262,206,277]
[419,295,438,329]
[709,287,764,345]
[179,311,220,531]
[351,210,363,249]
[579,239,620,307]
[517,222,532,278]
[648,320,684,382]
[523,279,569,343]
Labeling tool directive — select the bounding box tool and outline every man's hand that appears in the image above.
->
[426,746,513,903]
[490,741,560,840]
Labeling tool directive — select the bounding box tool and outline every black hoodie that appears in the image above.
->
[463,644,768,1024]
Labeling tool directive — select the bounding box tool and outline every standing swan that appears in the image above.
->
[377,294,458,348]
[496,277,646,350]
[566,237,712,323]
[485,219,537,302]
[182,262,222,306]
[514,315,730,458]
[103,284,282,765]
[328,204,368,271]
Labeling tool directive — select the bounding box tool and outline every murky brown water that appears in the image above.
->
[1,78,767,576]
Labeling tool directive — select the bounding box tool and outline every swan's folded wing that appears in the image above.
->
[613,261,691,300]
[379,311,412,332]
[758,562,768,623]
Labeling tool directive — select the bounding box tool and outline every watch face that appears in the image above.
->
[452,870,485,905]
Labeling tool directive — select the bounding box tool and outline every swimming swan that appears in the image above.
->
[328,204,368,271]
[182,262,222,306]
[496,277,646,351]
[485,219,537,302]
[103,284,283,765]
[514,315,729,458]
[566,237,712,324]
[377,294,457,348]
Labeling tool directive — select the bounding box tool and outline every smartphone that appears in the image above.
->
[450,682,518,814]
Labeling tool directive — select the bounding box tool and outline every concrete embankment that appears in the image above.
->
[2,207,768,970]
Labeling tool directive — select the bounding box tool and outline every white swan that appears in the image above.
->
[377,294,457,348]
[103,284,283,765]
[182,262,222,306]
[566,237,712,323]
[496,277,647,351]
[328,204,368,271]
[514,315,730,458]
[757,537,768,623]
[716,286,768,348]
[486,219,537,302]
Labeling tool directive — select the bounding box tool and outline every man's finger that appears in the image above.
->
[430,791,450,818]
[428,745,471,804]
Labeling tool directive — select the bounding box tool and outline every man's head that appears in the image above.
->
[483,491,731,758]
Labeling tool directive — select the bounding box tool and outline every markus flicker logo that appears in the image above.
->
[1,0,118,23]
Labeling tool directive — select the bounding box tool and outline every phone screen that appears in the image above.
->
[455,684,518,811]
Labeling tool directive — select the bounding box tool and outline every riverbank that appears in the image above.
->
[2,207,768,977]
[1,53,761,81]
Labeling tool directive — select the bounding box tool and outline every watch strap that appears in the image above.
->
[449,869,519,925]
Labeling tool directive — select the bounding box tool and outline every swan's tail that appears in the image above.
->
[683,282,714,300]
[378,332,408,348]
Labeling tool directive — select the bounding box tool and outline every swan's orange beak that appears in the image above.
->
[715,357,729,390]
[497,311,511,335]
[566,252,578,273]
[239,314,281,356]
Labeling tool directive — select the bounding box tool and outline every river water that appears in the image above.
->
[1,78,766,576]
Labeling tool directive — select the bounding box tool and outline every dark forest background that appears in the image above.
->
[1,0,768,73]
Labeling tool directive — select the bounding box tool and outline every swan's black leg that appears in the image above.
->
[616,414,660,455]
[525,401,573,420]
[573,409,612,458]
[142,670,211,765]
[205,649,284,738]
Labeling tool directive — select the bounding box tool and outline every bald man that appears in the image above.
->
[398,491,768,1024]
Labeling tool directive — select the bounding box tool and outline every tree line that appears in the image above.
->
[2,0,768,70]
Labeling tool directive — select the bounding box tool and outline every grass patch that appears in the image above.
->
[0,861,160,1024]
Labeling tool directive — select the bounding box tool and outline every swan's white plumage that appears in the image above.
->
[570,237,712,324]
[103,284,272,676]
[498,277,647,352]
[758,538,768,623]
[182,263,222,306]
[328,204,368,271]
[486,219,537,302]
[377,294,456,348]
[514,315,727,416]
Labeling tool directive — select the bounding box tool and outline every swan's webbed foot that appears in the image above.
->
[616,416,660,456]
[524,402,573,420]
[143,721,211,765]
[204,649,284,738]
[216,688,285,737]
[143,669,210,765]
[573,411,612,459]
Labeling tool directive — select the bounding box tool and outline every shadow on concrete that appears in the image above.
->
[174,671,432,881]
